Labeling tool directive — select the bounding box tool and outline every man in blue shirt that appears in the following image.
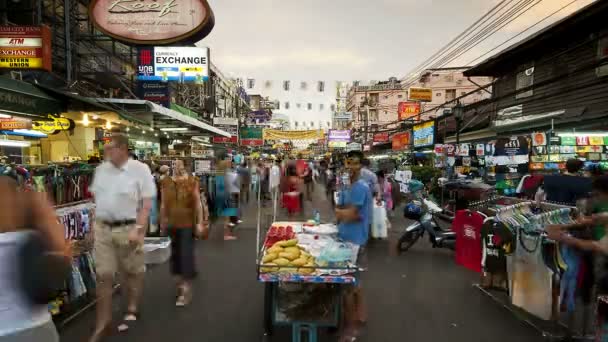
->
[335,150,371,340]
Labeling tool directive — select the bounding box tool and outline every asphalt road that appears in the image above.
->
[60,185,540,342]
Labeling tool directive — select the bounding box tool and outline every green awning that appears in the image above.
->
[170,103,200,119]
[0,76,64,117]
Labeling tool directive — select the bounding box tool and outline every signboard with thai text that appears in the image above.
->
[89,0,215,45]
[328,129,351,142]
[333,112,352,121]
[392,131,411,151]
[408,87,432,102]
[0,26,51,71]
[212,117,238,144]
[398,101,421,121]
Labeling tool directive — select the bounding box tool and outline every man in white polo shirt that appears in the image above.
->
[89,134,156,342]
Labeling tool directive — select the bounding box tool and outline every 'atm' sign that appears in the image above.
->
[0,26,51,71]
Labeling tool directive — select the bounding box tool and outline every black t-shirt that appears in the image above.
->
[543,175,592,205]
[481,221,514,274]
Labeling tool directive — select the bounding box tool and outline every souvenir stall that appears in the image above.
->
[452,198,595,339]
[255,188,360,342]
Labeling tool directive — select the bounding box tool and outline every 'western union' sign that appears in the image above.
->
[0,57,43,68]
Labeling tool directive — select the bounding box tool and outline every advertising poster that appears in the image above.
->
[391,131,411,151]
[412,121,435,147]
[373,132,389,143]
[494,136,529,156]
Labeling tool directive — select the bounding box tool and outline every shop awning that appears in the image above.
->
[33,83,149,126]
[0,76,63,118]
[95,98,231,137]
[444,128,497,144]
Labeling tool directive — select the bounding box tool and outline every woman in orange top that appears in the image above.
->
[160,160,207,306]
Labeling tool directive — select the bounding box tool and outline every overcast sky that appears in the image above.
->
[201,0,596,82]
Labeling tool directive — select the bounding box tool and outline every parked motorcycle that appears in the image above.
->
[397,190,455,253]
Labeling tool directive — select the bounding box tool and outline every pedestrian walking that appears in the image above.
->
[238,161,251,204]
[160,160,207,307]
[282,163,302,219]
[216,159,239,241]
[0,176,70,342]
[88,134,156,341]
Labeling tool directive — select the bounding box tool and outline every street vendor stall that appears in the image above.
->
[256,220,359,342]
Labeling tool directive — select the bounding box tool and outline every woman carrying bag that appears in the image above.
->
[0,175,71,342]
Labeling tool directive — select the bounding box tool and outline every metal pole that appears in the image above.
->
[272,186,277,222]
[63,0,72,84]
[255,168,262,261]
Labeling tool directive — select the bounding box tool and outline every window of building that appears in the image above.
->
[283,80,290,91]
[330,104,336,112]
[275,101,280,110]
[384,95,389,99]
[436,92,442,97]
[318,81,325,92]
[310,121,314,127]
[327,121,331,127]
[516,64,534,99]
[397,94,403,98]
[444,75,454,82]
[301,81,307,90]
[294,121,298,127]
[445,89,456,102]
[320,104,324,111]
[285,101,290,109]
[461,91,467,96]
[296,103,301,109]
[247,79,255,89]
[307,103,312,110]
[264,80,272,89]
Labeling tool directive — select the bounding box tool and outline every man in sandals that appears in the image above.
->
[89,134,156,341]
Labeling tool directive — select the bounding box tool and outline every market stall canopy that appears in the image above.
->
[0,76,63,118]
[94,98,231,138]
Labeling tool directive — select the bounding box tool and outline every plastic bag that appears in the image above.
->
[372,203,388,239]
[318,240,353,264]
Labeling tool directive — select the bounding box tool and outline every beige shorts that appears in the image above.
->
[94,221,145,277]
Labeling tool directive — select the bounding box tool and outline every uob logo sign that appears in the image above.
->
[138,48,154,76]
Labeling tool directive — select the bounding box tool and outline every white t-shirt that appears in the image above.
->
[90,160,157,221]
[0,231,51,336]
[226,171,240,194]
[269,165,281,190]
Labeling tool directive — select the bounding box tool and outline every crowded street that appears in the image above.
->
[1,0,608,342]
[59,185,539,342]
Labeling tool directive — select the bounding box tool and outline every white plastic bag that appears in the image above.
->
[372,202,388,239]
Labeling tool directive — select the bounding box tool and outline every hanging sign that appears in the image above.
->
[346,142,362,152]
[373,132,389,143]
[32,115,75,134]
[89,0,215,45]
[328,129,351,142]
[240,126,263,146]
[0,26,52,71]
[328,141,347,148]
[391,131,411,151]
[262,129,323,141]
[212,117,238,143]
[136,81,170,107]
[412,120,435,147]
[398,101,421,121]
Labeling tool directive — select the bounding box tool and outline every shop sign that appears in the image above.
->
[240,139,263,146]
[137,47,209,82]
[191,143,214,158]
[246,110,271,124]
[346,142,362,152]
[333,112,352,121]
[136,81,170,107]
[408,87,432,102]
[0,118,31,130]
[391,131,411,151]
[398,102,421,121]
[212,116,238,143]
[328,141,347,148]
[328,129,351,142]
[32,115,75,134]
[0,26,52,71]
[373,132,389,143]
[89,0,214,45]
[531,132,546,146]
[412,120,435,148]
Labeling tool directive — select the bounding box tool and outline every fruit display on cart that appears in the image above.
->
[264,225,295,247]
[260,239,317,275]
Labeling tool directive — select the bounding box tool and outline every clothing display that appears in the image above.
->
[453,210,484,273]
[481,220,514,274]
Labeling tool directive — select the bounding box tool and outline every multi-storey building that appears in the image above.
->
[404,67,493,120]
[242,78,338,131]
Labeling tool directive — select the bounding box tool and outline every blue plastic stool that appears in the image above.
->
[292,322,318,342]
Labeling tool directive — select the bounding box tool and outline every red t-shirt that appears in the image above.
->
[296,160,309,177]
[452,210,484,273]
